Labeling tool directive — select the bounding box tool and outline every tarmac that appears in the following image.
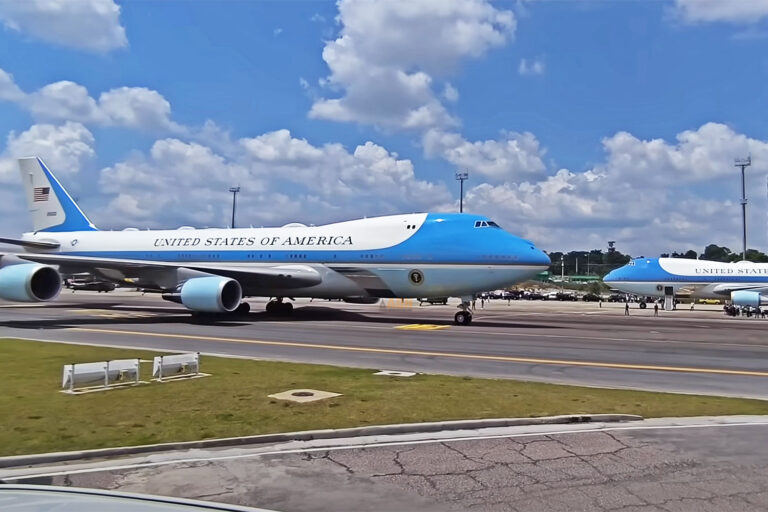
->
[0,293,767,398]
[2,293,768,510]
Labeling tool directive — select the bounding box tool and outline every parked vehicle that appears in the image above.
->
[419,297,449,305]
[582,293,601,302]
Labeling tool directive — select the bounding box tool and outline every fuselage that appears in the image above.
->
[22,213,550,298]
[604,257,768,298]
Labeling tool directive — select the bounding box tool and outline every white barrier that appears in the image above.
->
[61,359,140,393]
[152,353,203,381]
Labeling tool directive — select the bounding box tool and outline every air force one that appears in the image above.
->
[0,157,550,325]
[604,257,768,307]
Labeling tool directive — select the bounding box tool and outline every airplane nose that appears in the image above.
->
[603,270,617,282]
[528,247,550,266]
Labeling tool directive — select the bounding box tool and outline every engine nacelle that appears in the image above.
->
[180,276,242,313]
[731,290,768,308]
[0,263,61,302]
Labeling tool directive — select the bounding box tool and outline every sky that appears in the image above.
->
[0,0,767,256]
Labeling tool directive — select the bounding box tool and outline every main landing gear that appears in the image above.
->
[454,297,473,325]
[266,298,293,316]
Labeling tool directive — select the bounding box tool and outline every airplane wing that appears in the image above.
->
[4,252,322,291]
[0,237,60,250]
[711,283,768,295]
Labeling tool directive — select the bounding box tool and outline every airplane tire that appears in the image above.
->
[235,302,251,314]
[266,301,276,314]
[454,311,472,326]
[280,302,294,315]
[639,302,647,309]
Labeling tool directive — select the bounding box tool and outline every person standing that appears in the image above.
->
[624,302,630,316]
[654,303,659,316]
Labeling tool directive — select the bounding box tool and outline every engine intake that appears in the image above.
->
[180,276,242,313]
[0,263,61,302]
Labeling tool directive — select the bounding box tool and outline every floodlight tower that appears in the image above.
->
[735,157,751,261]
[229,186,240,229]
[455,171,468,213]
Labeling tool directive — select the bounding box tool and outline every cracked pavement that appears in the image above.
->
[21,422,768,512]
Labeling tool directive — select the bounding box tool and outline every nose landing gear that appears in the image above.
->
[454,298,473,325]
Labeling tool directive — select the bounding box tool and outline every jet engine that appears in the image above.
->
[731,290,768,308]
[0,263,61,302]
[179,276,242,313]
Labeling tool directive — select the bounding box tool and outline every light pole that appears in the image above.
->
[455,171,468,213]
[229,186,240,229]
[735,157,751,261]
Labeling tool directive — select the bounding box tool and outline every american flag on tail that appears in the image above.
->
[33,187,50,202]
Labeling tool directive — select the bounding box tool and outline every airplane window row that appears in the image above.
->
[405,224,417,229]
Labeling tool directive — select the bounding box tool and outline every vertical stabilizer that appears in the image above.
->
[18,157,97,232]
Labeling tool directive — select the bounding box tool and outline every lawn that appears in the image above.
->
[2,338,767,456]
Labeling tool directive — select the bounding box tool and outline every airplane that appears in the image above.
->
[603,257,768,308]
[0,157,551,325]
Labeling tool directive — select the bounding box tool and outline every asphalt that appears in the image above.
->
[4,417,768,512]
[1,293,767,398]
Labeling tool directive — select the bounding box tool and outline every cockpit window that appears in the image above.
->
[474,220,501,228]
[628,261,635,266]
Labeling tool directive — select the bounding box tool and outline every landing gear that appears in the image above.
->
[266,298,293,316]
[454,310,472,325]
[454,297,473,325]
[639,301,647,309]
[235,302,251,314]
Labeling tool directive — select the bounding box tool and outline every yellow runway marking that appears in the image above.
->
[69,327,768,378]
[395,324,451,331]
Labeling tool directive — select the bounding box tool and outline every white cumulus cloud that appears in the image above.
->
[310,0,515,131]
[423,129,546,180]
[0,68,183,133]
[0,0,127,52]
[674,0,768,24]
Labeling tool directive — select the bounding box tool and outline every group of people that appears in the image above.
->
[723,304,766,318]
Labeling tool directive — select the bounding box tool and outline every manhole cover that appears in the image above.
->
[291,391,315,397]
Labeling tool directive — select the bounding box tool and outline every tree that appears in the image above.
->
[701,244,732,262]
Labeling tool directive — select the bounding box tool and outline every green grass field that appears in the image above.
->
[2,338,767,457]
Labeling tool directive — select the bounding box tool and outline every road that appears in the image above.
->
[4,417,768,512]
[1,293,767,398]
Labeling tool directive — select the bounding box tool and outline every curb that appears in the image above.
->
[0,414,641,469]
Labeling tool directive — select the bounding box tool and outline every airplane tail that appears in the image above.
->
[18,157,98,233]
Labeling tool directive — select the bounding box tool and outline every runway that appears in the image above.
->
[1,293,767,399]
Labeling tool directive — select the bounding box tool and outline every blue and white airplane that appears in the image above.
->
[0,157,550,325]
[604,257,768,307]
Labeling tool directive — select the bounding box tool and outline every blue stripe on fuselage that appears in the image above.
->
[605,258,768,284]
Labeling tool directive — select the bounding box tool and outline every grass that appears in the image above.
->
[1,338,768,457]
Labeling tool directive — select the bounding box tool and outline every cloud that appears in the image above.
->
[0,68,24,102]
[96,130,452,229]
[673,0,768,24]
[0,68,183,133]
[309,0,515,130]
[423,129,546,180]
[518,57,545,76]
[442,83,459,102]
[0,122,95,184]
[0,0,127,52]
[453,122,768,254]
